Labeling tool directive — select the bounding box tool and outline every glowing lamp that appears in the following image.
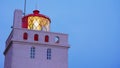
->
[22,10,51,31]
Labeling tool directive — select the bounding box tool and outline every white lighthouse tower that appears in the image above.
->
[4,9,69,68]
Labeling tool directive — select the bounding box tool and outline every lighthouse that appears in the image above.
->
[4,9,69,68]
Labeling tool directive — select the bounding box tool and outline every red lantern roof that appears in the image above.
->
[23,10,51,22]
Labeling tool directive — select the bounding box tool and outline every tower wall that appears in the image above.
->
[4,28,69,68]
[4,44,13,68]
[10,42,68,68]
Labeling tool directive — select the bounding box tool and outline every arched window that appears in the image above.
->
[23,32,28,40]
[45,35,49,42]
[34,34,39,41]
[30,47,35,59]
[47,48,51,60]
[55,36,59,43]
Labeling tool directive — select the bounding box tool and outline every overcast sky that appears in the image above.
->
[0,0,120,68]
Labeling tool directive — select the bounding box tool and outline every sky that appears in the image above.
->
[0,0,120,68]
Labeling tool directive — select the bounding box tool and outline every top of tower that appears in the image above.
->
[22,10,51,31]
[25,10,51,21]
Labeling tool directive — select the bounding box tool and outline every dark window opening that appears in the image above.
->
[23,32,28,40]
[34,34,39,41]
[45,35,49,42]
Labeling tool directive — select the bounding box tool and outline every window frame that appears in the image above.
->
[55,36,60,43]
[34,34,39,41]
[30,47,35,59]
[47,48,51,60]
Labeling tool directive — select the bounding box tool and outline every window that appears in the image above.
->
[55,36,59,43]
[45,35,49,42]
[28,16,50,31]
[30,47,35,59]
[34,34,39,41]
[47,48,51,60]
[28,16,42,30]
[23,32,28,40]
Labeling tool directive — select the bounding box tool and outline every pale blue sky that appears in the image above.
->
[0,0,120,68]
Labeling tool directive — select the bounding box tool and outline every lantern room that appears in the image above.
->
[22,10,51,31]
